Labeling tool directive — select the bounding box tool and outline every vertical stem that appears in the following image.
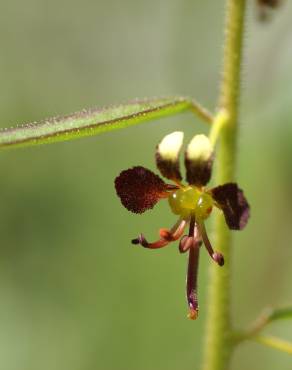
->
[202,1,246,370]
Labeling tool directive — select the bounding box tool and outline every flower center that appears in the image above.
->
[168,186,213,219]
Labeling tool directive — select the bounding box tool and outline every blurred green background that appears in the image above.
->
[0,0,291,369]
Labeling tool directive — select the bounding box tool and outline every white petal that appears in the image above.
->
[157,131,184,162]
[186,134,213,162]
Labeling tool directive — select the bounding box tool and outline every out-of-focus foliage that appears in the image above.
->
[0,1,291,370]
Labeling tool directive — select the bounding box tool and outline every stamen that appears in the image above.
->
[197,220,224,266]
[160,184,180,198]
[183,219,202,320]
[212,251,225,266]
[166,184,180,191]
[131,234,170,249]
[178,216,201,253]
[159,219,187,241]
[183,215,197,252]
[189,215,196,237]
[159,184,180,198]
[186,236,200,320]
[132,219,187,250]
[179,235,194,253]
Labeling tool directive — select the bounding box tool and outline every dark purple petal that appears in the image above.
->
[156,153,182,182]
[211,183,250,230]
[115,166,168,213]
[185,156,214,186]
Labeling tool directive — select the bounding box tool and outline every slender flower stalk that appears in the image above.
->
[202,1,247,370]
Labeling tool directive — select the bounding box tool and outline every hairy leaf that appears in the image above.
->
[0,97,212,150]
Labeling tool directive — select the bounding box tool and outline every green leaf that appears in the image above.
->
[0,96,212,150]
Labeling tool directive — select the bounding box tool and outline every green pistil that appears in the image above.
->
[168,186,213,219]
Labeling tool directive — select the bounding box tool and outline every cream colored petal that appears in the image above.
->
[157,131,184,161]
[186,134,213,162]
[156,131,184,181]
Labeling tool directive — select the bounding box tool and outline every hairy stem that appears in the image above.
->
[202,1,246,370]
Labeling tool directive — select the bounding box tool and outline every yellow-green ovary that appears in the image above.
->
[168,186,213,219]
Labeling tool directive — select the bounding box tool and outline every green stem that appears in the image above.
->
[252,335,292,355]
[232,330,292,355]
[202,1,246,370]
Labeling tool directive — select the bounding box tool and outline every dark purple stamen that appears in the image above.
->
[187,242,200,320]
[186,218,201,320]
[159,219,187,241]
[166,184,180,191]
[132,219,186,250]
[179,235,193,253]
[197,220,224,266]
[131,234,169,249]
[212,251,225,266]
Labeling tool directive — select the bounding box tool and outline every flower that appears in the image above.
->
[115,132,250,320]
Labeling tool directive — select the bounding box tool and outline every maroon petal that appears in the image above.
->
[115,166,168,213]
[211,183,250,230]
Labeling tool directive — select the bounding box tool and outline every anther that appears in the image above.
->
[188,307,199,320]
[197,220,224,267]
[186,239,200,321]
[212,252,225,266]
[179,235,194,253]
[159,219,187,242]
[131,233,169,249]
[159,229,172,240]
